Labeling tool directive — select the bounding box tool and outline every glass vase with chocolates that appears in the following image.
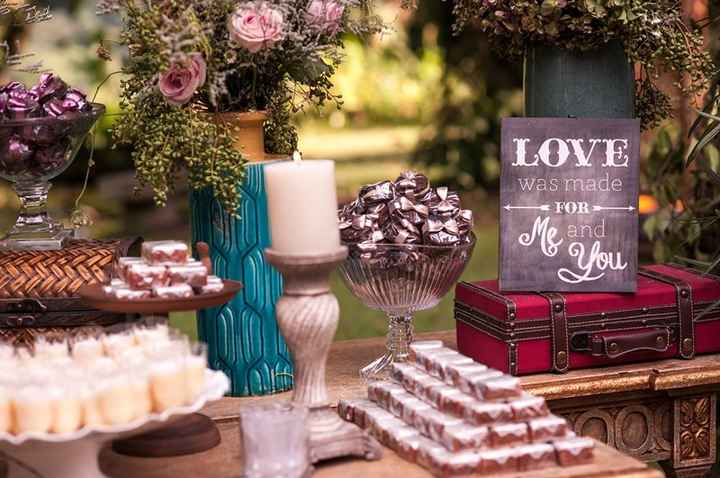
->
[338,171,476,381]
[0,74,104,250]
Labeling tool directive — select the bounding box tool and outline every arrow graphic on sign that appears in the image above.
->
[504,204,551,212]
[592,205,636,212]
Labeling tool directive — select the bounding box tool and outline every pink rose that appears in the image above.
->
[305,0,345,34]
[158,53,206,106]
[228,2,284,53]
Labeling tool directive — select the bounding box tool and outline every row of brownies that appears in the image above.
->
[339,341,593,476]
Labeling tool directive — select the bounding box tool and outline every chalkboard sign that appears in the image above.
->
[499,118,640,292]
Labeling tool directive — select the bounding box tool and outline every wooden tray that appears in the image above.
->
[77,280,243,314]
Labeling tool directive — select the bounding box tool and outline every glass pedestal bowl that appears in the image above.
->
[338,234,475,381]
[0,103,105,250]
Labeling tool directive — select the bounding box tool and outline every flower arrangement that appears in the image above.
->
[451,0,716,130]
[98,0,382,213]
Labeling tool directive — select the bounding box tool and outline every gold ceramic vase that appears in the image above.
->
[212,111,268,162]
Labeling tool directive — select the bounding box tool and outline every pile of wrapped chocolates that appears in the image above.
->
[338,171,474,259]
[0,74,93,178]
[106,240,224,300]
[0,322,208,436]
[339,341,593,476]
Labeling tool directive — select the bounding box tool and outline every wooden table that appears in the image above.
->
[98,331,669,478]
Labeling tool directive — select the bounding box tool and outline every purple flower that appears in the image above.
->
[228,2,284,53]
[305,0,345,34]
[158,53,207,106]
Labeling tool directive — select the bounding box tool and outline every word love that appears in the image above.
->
[518,217,627,284]
[512,138,629,168]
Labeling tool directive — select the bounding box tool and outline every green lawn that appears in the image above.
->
[169,224,499,341]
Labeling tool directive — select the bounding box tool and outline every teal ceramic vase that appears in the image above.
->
[190,160,293,396]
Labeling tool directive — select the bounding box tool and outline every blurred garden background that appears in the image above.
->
[0,0,717,341]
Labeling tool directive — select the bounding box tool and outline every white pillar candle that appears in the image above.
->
[264,158,341,255]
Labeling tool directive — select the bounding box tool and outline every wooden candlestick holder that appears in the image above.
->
[264,247,382,463]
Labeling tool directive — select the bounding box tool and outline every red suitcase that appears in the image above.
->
[454,264,720,375]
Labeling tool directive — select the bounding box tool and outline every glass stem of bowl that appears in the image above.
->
[12,181,58,233]
[387,315,414,362]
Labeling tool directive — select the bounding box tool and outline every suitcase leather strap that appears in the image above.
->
[540,292,569,373]
[638,268,695,359]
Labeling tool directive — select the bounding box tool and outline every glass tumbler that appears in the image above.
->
[240,403,311,478]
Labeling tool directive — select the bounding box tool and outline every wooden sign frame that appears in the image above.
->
[499,117,640,293]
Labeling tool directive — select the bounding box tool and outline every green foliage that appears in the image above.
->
[107,2,245,212]
[642,126,720,269]
[113,93,246,212]
[451,0,716,130]
[408,1,523,190]
[103,0,384,212]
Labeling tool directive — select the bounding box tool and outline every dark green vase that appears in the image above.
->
[190,161,293,396]
[524,41,634,118]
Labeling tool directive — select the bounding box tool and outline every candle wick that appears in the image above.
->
[292,151,302,163]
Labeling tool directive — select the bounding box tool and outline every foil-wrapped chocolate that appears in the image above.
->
[6,86,41,120]
[0,135,33,174]
[429,187,461,219]
[340,214,381,244]
[359,180,395,205]
[422,215,461,246]
[365,202,390,226]
[62,88,90,112]
[30,73,68,104]
[43,98,68,117]
[383,218,421,245]
[395,170,430,199]
[388,196,429,227]
[457,209,474,235]
[33,141,69,175]
[338,171,474,252]
[1,81,24,95]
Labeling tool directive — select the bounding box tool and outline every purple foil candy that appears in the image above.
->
[30,73,68,103]
[6,87,41,120]
[395,170,430,199]
[62,88,90,111]
[359,180,395,205]
[43,98,66,117]
[1,81,24,95]
[34,142,68,175]
[1,135,33,174]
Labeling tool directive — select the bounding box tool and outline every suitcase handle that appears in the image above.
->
[571,328,671,359]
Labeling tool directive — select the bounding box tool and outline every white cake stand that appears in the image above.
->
[0,370,229,478]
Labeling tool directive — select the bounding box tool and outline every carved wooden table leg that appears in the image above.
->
[660,392,717,478]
